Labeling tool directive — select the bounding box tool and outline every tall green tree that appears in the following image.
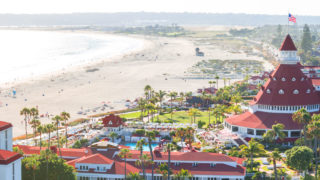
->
[127,172,142,180]
[292,108,311,145]
[45,124,55,148]
[22,149,75,180]
[20,107,31,139]
[175,127,186,151]
[307,114,320,178]
[268,148,283,180]
[164,143,175,180]
[136,139,147,178]
[168,92,178,120]
[263,123,286,145]
[37,125,45,151]
[156,163,171,180]
[135,154,152,180]
[240,139,265,171]
[60,111,70,148]
[52,115,62,158]
[145,131,156,180]
[119,148,132,180]
[30,119,40,145]
[109,132,118,142]
[156,90,167,114]
[172,169,192,180]
[301,24,312,52]
[285,146,313,174]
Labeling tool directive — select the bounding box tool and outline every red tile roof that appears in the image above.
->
[311,79,320,86]
[127,162,246,176]
[279,34,297,51]
[101,114,124,127]
[14,145,92,159]
[0,121,12,131]
[225,111,302,130]
[127,151,236,162]
[76,153,113,164]
[0,149,22,165]
[252,64,320,105]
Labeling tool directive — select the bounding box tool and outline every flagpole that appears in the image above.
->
[287,12,289,34]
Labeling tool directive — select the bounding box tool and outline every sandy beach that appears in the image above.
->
[0,32,273,136]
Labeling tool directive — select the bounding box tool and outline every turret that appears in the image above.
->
[278,34,300,64]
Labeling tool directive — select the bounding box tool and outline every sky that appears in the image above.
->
[2,0,320,16]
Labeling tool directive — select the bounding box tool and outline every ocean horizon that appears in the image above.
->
[0,30,144,86]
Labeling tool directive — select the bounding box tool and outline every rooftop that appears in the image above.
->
[0,149,22,165]
[279,34,297,51]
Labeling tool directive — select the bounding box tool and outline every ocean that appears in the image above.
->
[0,30,144,85]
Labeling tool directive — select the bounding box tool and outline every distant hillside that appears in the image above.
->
[0,13,320,26]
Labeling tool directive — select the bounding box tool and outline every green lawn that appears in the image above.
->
[119,111,157,119]
[157,110,224,125]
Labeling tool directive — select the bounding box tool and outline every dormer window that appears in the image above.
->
[266,89,271,94]
[210,163,216,167]
[109,121,113,125]
[292,77,296,81]
[293,89,299,94]
[281,77,286,81]
[273,77,277,81]
[301,77,305,81]
[192,162,198,167]
[307,89,311,93]
[279,89,284,94]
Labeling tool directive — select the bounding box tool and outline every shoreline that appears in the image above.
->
[0,30,274,137]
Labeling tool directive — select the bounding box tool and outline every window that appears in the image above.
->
[307,89,311,93]
[273,77,276,81]
[301,77,305,81]
[5,130,8,150]
[281,77,286,81]
[210,163,215,167]
[279,89,284,94]
[266,89,271,93]
[247,129,254,135]
[232,126,239,132]
[291,131,301,137]
[293,89,299,94]
[256,130,266,136]
[174,162,180,166]
[292,77,296,81]
[192,162,198,167]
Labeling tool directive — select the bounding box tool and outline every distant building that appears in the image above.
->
[101,114,124,133]
[225,34,320,146]
[0,121,22,180]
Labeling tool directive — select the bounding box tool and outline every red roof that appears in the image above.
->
[225,111,302,130]
[14,145,92,159]
[101,114,124,128]
[311,79,320,86]
[0,121,12,131]
[75,153,113,164]
[127,151,236,162]
[253,64,320,105]
[0,149,22,165]
[127,161,246,176]
[279,34,297,51]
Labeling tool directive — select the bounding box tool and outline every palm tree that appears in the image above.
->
[155,90,166,114]
[30,119,40,146]
[292,108,311,145]
[263,123,285,145]
[179,92,185,108]
[231,93,242,105]
[119,148,132,180]
[20,107,30,139]
[240,139,265,171]
[208,107,213,125]
[145,131,156,180]
[175,127,186,151]
[185,127,195,151]
[45,124,55,148]
[144,85,152,100]
[127,172,142,180]
[223,77,227,87]
[138,98,146,121]
[135,154,152,180]
[215,75,220,89]
[164,143,175,180]
[146,103,155,122]
[136,139,147,178]
[188,108,200,124]
[37,125,44,151]
[268,148,283,180]
[308,114,320,178]
[60,111,70,148]
[168,92,178,120]
[173,169,192,180]
[30,107,39,120]
[157,163,171,180]
[52,115,62,157]
[109,132,118,142]
[25,155,40,180]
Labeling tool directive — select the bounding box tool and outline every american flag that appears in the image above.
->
[289,13,296,23]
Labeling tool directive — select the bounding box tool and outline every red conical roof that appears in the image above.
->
[252,63,320,106]
[279,34,297,51]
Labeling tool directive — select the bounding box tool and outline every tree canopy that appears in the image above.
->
[285,146,313,173]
